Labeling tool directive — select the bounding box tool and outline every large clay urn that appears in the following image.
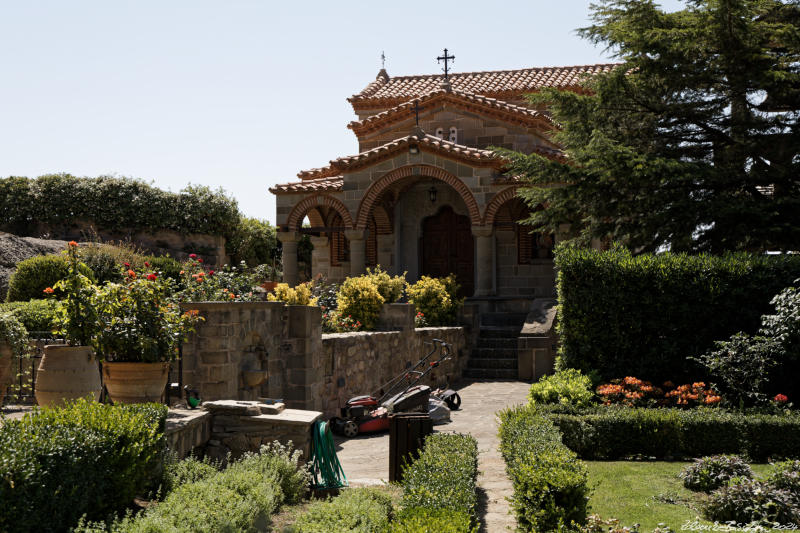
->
[34,345,102,407]
[0,342,13,405]
[102,361,170,404]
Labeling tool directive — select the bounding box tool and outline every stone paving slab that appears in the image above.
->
[332,379,530,532]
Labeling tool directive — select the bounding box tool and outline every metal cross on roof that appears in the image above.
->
[413,99,422,126]
[381,51,386,69]
[437,48,455,80]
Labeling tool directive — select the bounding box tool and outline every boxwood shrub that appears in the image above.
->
[555,245,800,383]
[498,405,590,531]
[6,254,95,302]
[0,299,58,332]
[389,507,476,533]
[545,405,800,461]
[400,433,479,525]
[0,399,168,533]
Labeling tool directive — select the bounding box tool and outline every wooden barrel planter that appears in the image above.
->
[102,361,170,404]
[34,345,102,407]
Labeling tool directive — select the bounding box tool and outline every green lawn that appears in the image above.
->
[586,461,774,530]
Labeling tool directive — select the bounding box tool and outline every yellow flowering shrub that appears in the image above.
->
[336,276,384,330]
[365,266,406,303]
[407,274,463,327]
[266,282,314,306]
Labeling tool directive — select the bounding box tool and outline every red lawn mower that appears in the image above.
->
[330,338,461,438]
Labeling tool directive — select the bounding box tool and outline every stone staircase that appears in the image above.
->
[464,312,527,379]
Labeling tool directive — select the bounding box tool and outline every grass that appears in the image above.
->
[586,461,774,530]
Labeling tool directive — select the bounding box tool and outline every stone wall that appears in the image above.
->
[179,302,285,402]
[495,228,556,298]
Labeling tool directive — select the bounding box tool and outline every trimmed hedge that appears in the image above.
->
[400,433,479,526]
[556,245,800,382]
[389,507,477,533]
[0,299,57,333]
[545,405,800,461]
[291,488,393,533]
[0,399,168,533]
[6,254,95,302]
[0,174,239,237]
[498,405,590,531]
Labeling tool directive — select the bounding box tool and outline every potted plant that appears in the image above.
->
[37,241,103,407]
[96,266,202,404]
[255,263,280,293]
[0,311,31,405]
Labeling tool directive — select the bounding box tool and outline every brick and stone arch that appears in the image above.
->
[286,194,354,232]
[482,186,519,226]
[356,165,482,229]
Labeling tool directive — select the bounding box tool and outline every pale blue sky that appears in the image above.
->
[0,1,683,224]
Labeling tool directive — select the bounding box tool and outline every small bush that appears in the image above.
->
[680,455,753,492]
[6,253,94,302]
[160,453,220,495]
[703,479,800,525]
[498,405,590,531]
[336,275,384,330]
[291,488,393,533]
[0,399,167,533]
[529,368,594,408]
[767,460,800,497]
[407,275,462,327]
[0,299,57,332]
[365,266,406,303]
[401,433,479,522]
[267,282,314,306]
[227,216,278,267]
[389,507,477,533]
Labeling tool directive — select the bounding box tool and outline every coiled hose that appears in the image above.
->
[310,420,348,489]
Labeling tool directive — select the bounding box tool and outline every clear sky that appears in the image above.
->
[0,0,683,225]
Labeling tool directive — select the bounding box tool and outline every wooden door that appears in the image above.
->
[421,206,474,297]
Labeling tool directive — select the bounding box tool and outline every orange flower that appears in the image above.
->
[229,293,236,299]
[127,270,136,278]
[43,287,54,294]
[68,241,78,247]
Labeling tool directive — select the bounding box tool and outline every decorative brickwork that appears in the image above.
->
[285,194,354,232]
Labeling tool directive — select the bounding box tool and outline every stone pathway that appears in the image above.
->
[333,379,530,533]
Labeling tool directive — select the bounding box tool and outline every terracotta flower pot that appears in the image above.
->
[34,345,102,407]
[102,361,170,404]
[0,343,12,406]
[260,281,279,292]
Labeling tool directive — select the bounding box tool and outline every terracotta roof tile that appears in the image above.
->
[347,88,555,137]
[349,64,620,109]
[269,176,343,194]
[296,132,506,180]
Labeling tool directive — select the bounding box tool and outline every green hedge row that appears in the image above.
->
[290,488,393,533]
[556,245,800,382]
[0,174,239,237]
[399,433,479,531]
[0,299,58,332]
[544,405,800,461]
[0,399,168,533]
[498,405,590,531]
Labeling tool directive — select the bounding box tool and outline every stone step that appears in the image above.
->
[470,348,518,359]
[477,338,518,350]
[480,312,528,328]
[463,368,519,379]
[467,358,517,370]
[478,326,520,339]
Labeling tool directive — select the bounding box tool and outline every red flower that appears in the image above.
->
[144,262,150,268]
[774,394,789,403]
[198,258,203,263]
[124,262,130,267]
[208,270,215,276]
[189,253,197,259]
[147,273,157,281]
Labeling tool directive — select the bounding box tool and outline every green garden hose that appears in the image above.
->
[310,420,348,489]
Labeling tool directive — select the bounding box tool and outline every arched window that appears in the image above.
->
[328,213,349,266]
[449,127,458,143]
[495,198,554,264]
[366,217,378,267]
[435,127,444,139]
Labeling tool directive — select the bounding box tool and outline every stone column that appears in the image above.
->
[472,225,495,297]
[277,231,300,287]
[345,229,366,277]
[309,236,329,280]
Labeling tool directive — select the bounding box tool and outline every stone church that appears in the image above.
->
[271,58,614,300]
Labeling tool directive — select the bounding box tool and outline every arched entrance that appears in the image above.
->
[421,206,474,297]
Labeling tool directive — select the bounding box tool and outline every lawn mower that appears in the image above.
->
[330,338,462,438]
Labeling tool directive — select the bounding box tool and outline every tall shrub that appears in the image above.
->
[407,275,462,327]
[555,245,800,382]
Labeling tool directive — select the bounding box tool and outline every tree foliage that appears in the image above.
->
[508,0,800,253]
